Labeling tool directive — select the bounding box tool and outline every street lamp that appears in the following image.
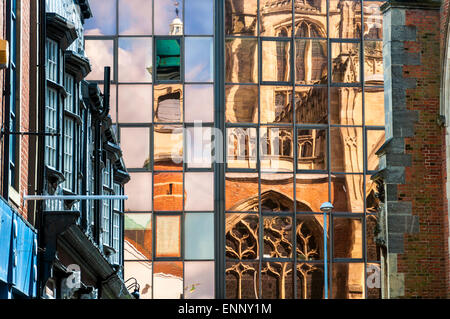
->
[320,201,333,299]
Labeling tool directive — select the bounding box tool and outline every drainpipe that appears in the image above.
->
[37,0,46,299]
[93,67,110,245]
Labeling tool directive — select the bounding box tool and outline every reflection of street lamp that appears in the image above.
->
[125,277,141,299]
[320,202,333,299]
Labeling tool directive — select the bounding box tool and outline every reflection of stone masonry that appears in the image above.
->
[224,0,384,299]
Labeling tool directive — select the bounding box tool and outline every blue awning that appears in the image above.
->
[0,198,37,298]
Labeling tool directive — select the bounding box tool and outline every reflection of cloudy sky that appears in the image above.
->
[125,173,152,211]
[185,0,214,35]
[118,85,152,123]
[155,0,184,35]
[118,38,153,82]
[85,40,114,81]
[84,0,116,35]
[119,0,152,35]
[185,85,214,122]
[185,38,213,82]
[120,127,150,168]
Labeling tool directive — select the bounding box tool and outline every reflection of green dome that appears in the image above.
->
[156,39,180,68]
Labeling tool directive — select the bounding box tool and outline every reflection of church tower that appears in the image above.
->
[170,2,183,35]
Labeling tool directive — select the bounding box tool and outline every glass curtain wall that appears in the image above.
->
[84,0,385,299]
[224,0,385,299]
[84,0,215,299]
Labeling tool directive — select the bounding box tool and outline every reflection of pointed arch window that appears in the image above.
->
[295,22,327,84]
[276,28,290,82]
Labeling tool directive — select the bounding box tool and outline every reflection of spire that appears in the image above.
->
[170,1,183,35]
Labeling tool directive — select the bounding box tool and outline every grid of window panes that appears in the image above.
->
[224,0,385,299]
[84,0,216,299]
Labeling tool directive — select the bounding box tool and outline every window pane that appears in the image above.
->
[367,263,382,299]
[125,173,152,212]
[333,217,363,259]
[294,11,327,38]
[84,0,116,36]
[367,129,385,172]
[118,38,153,83]
[260,173,294,213]
[364,41,383,85]
[153,262,183,299]
[332,263,365,299]
[124,213,152,260]
[226,213,259,259]
[296,214,327,261]
[186,127,212,169]
[185,0,214,35]
[225,85,258,123]
[124,261,152,299]
[185,84,214,122]
[331,42,360,83]
[328,0,362,38]
[85,40,114,81]
[119,0,152,35]
[263,216,293,258]
[185,261,215,299]
[225,38,258,83]
[330,126,363,173]
[185,37,213,82]
[153,172,183,211]
[226,128,257,169]
[225,0,257,36]
[226,262,259,299]
[364,1,383,39]
[260,86,293,124]
[366,215,381,261]
[330,174,364,213]
[226,173,258,211]
[295,40,327,85]
[365,87,385,126]
[330,87,363,125]
[185,173,214,211]
[297,128,327,171]
[155,215,181,257]
[154,126,183,170]
[154,85,183,123]
[118,85,152,123]
[155,0,183,35]
[296,263,325,299]
[260,0,292,37]
[261,262,294,299]
[120,127,150,169]
[155,38,181,81]
[185,213,214,259]
[296,86,328,124]
[296,173,329,212]
[261,40,292,82]
[259,127,294,172]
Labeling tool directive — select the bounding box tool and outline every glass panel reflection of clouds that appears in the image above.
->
[85,40,114,81]
[185,213,214,259]
[185,37,213,82]
[153,262,183,299]
[124,261,153,299]
[125,172,152,212]
[119,0,152,35]
[185,173,214,211]
[83,0,116,36]
[185,127,212,169]
[118,85,152,123]
[185,85,214,122]
[185,261,215,299]
[124,213,152,260]
[120,127,150,169]
[118,38,153,83]
[185,0,214,35]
